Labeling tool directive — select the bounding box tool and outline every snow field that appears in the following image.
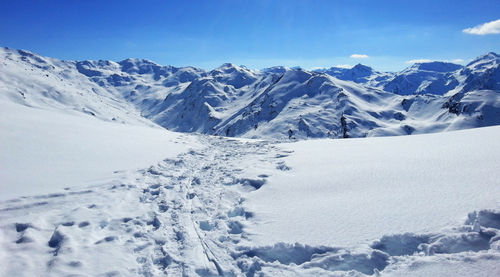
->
[1,124,500,276]
[0,100,200,200]
[246,126,500,247]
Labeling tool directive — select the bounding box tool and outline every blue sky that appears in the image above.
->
[1,0,499,71]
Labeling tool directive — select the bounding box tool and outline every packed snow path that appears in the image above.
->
[0,135,289,276]
[1,134,500,277]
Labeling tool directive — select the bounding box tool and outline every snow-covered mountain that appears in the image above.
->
[455,52,500,93]
[1,47,499,139]
[383,62,463,95]
[379,54,500,96]
[74,57,206,118]
[0,48,154,126]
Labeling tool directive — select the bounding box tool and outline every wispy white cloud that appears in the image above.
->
[463,19,500,35]
[350,54,369,59]
[450,59,464,64]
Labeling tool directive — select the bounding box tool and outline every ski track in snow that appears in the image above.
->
[1,135,500,277]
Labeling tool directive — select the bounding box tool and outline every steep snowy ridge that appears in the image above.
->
[1,46,499,139]
[457,52,500,93]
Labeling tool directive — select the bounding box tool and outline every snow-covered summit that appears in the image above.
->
[449,52,500,94]
[467,52,500,69]
[209,63,259,89]
[349,63,373,74]
[339,63,373,81]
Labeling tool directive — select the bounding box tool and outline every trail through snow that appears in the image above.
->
[0,136,286,276]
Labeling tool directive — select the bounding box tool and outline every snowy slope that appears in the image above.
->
[0,48,152,126]
[1,123,499,276]
[0,99,200,200]
[246,126,500,247]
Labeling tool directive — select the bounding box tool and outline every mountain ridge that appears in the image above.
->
[1,46,499,139]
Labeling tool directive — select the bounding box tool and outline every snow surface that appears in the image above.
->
[245,126,500,247]
[0,100,199,200]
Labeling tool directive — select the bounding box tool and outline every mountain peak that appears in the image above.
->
[218,62,236,68]
[351,63,373,72]
[468,52,500,65]
[213,63,251,74]
[465,52,500,72]
[480,52,499,59]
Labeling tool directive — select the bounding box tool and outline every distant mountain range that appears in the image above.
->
[1,47,499,139]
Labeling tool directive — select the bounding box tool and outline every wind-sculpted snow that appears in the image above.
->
[1,46,500,140]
